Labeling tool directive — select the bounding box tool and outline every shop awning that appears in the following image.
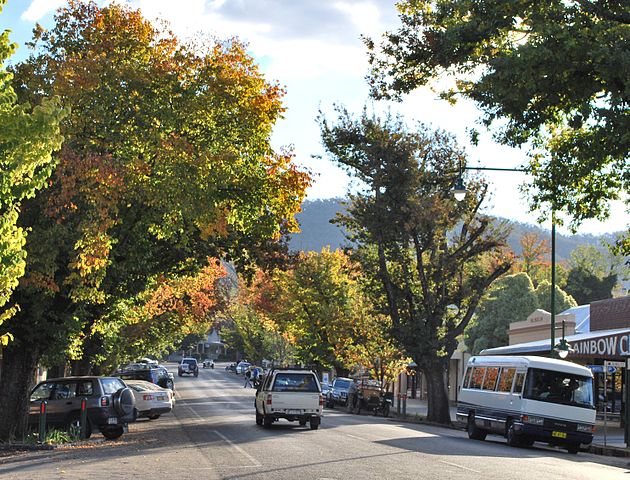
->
[481,327,630,358]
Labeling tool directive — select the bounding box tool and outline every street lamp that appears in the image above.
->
[452,166,562,357]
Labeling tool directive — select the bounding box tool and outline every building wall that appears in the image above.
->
[591,296,630,331]
[508,309,575,345]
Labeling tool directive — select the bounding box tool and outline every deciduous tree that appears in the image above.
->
[0,0,64,346]
[0,1,309,441]
[366,0,629,241]
[319,108,512,424]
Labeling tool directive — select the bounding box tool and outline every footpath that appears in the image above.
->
[396,396,628,456]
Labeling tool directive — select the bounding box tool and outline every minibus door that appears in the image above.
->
[510,369,527,413]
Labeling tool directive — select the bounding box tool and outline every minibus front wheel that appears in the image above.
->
[467,414,487,441]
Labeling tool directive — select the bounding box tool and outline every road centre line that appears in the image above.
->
[439,460,480,473]
[183,405,261,468]
[211,429,262,468]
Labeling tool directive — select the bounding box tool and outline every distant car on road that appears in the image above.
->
[326,377,353,408]
[178,358,199,377]
[202,359,215,369]
[235,361,251,375]
[114,363,174,390]
[125,380,175,420]
[29,376,136,440]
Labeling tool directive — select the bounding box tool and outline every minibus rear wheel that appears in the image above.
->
[467,414,487,441]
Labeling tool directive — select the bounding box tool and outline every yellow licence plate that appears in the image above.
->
[552,431,567,439]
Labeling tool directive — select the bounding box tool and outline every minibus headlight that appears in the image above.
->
[522,415,544,426]
[577,423,595,433]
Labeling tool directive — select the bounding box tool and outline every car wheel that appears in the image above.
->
[256,411,263,426]
[567,443,580,454]
[506,421,521,447]
[309,419,320,430]
[148,414,161,420]
[263,416,273,428]
[101,426,124,440]
[299,419,307,426]
[467,414,487,441]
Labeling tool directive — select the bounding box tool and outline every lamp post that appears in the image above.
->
[453,164,565,357]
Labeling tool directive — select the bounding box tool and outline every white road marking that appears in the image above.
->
[345,434,364,441]
[439,460,480,473]
[212,429,262,468]
[184,404,261,467]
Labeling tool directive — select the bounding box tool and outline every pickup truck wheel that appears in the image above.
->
[263,416,273,428]
[309,419,319,430]
[299,419,307,426]
[256,411,263,426]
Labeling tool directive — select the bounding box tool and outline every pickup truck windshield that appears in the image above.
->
[523,368,594,408]
[272,373,319,393]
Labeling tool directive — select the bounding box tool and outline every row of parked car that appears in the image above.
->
[28,359,182,440]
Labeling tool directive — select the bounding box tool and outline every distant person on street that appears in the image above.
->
[244,367,253,388]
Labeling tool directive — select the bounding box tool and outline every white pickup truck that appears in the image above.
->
[254,368,323,430]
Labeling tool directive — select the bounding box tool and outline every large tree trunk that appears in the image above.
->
[0,343,40,442]
[422,359,451,425]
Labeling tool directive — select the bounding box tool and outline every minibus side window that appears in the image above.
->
[513,372,526,394]
[462,367,472,389]
[482,367,499,391]
[469,367,485,389]
[497,368,516,392]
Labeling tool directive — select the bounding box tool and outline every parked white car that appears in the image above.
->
[125,380,175,420]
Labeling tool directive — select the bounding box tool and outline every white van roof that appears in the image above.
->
[467,355,593,377]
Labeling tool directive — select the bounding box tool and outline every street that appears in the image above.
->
[1,363,628,480]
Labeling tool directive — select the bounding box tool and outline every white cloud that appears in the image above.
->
[21,0,66,22]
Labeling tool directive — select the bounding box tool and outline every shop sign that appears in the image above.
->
[570,332,630,357]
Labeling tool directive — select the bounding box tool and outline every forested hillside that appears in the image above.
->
[290,199,618,262]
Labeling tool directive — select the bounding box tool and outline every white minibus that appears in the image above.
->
[456,356,595,454]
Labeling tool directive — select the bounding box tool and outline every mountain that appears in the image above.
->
[289,198,618,262]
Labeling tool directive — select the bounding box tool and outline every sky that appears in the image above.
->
[1,0,627,236]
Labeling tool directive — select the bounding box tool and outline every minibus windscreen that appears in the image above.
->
[524,368,594,408]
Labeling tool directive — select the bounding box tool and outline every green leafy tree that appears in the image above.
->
[535,281,577,313]
[0,1,309,442]
[465,273,538,354]
[565,244,618,304]
[366,1,629,240]
[271,249,360,373]
[319,108,512,424]
[0,0,64,345]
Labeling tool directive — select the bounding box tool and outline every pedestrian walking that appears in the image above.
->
[244,368,252,388]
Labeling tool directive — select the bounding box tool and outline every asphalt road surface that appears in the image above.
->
[1,363,629,479]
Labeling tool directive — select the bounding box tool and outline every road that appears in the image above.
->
[1,363,628,479]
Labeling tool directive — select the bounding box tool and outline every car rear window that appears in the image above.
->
[272,373,319,392]
[101,378,126,395]
[183,359,197,365]
[335,379,351,388]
